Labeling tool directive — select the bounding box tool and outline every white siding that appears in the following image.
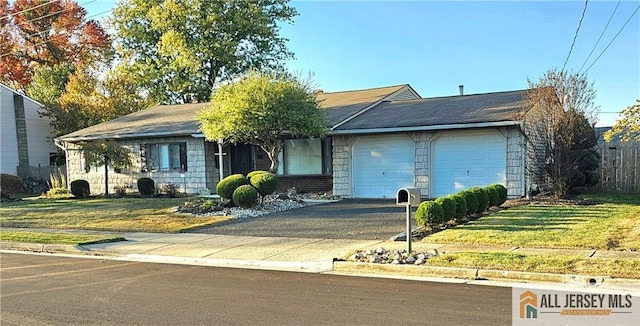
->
[0,86,19,175]
[24,95,56,167]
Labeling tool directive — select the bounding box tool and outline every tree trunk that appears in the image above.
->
[104,154,109,196]
[263,145,280,174]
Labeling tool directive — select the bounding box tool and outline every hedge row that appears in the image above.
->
[415,184,507,229]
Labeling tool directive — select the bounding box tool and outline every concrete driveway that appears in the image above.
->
[192,199,414,240]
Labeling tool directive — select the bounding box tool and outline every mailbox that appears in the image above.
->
[396,187,421,206]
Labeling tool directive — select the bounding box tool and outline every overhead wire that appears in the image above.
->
[577,0,621,74]
[0,0,60,22]
[562,0,589,72]
[582,4,640,74]
[0,8,113,59]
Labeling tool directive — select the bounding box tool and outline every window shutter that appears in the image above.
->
[140,144,147,172]
[180,142,187,171]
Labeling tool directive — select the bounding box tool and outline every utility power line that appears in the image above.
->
[578,0,621,74]
[583,4,640,74]
[0,0,59,22]
[562,0,589,72]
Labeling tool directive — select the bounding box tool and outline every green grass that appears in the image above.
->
[427,251,640,279]
[0,230,125,245]
[0,197,231,233]
[424,193,640,250]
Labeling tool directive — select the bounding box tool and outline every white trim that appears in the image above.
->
[57,131,200,142]
[0,82,45,107]
[329,121,519,135]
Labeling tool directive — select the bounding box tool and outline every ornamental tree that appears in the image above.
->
[81,140,132,196]
[198,71,327,173]
[523,69,599,197]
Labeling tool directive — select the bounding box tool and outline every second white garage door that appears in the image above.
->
[352,135,415,198]
[432,130,506,198]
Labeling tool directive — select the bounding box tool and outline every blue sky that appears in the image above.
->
[85,0,639,127]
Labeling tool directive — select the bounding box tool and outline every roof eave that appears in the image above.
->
[328,121,520,135]
[56,131,200,143]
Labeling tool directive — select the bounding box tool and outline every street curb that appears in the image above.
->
[0,242,88,254]
[332,261,478,279]
[332,261,640,285]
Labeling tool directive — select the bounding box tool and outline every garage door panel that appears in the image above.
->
[433,130,506,198]
[352,135,415,198]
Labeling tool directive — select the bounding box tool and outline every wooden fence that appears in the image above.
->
[596,142,639,193]
[17,164,66,180]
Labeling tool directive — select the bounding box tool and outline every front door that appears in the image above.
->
[230,144,253,175]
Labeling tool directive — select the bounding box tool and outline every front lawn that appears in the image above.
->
[422,193,640,279]
[0,197,231,233]
[424,193,640,250]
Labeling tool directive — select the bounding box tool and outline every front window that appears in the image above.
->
[277,138,331,175]
[144,142,187,172]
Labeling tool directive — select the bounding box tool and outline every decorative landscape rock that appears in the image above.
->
[348,248,441,265]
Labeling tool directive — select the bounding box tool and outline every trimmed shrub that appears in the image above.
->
[485,185,499,207]
[216,174,249,200]
[469,187,488,213]
[0,174,23,195]
[70,179,90,198]
[435,196,456,222]
[137,178,156,196]
[493,184,508,205]
[161,183,180,198]
[249,172,277,198]
[461,190,478,215]
[247,170,269,180]
[415,201,444,228]
[452,193,467,218]
[232,184,259,208]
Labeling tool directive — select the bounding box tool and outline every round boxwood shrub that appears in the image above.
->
[70,179,90,198]
[216,174,248,200]
[461,190,478,215]
[247,170,269,180]
[137,177,156,196]
[452,193,467,218]
[249,172,277,198]
[232,184,259,208]
[468,187,488,213]
[415,201,444,228]
[0,173,23,195]
[434,196,456,222]
[493,184,508,205]
[485,185,499,207]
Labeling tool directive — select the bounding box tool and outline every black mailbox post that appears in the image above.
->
[396,187,421,252]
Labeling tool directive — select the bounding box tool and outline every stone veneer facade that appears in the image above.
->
[64,136,218,195]
[332,126,526,198]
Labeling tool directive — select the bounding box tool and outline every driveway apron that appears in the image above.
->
[192,199,415,240]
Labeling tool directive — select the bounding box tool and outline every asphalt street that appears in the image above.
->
[194,199,416,240]
[1,253,512,325]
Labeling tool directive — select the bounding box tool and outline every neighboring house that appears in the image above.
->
[56,84,531,198]
[0,83,58,177]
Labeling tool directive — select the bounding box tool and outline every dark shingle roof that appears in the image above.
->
[57,85,408,141]
[334,89,527,131]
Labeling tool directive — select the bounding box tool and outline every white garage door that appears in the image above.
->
[432,130,506,198]
[352,135,415,198]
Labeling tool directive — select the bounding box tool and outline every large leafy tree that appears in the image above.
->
[28,66,153,136]
[523,69,599,197]
[0,0,111,90]
[81,140,132,196]
[110,0,297,104]
[198,71,327,172]
[604,100,640,142]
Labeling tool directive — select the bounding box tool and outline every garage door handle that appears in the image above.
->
[382,172,385,177]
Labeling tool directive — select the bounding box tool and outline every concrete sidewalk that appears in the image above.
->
[2,228,640,289]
